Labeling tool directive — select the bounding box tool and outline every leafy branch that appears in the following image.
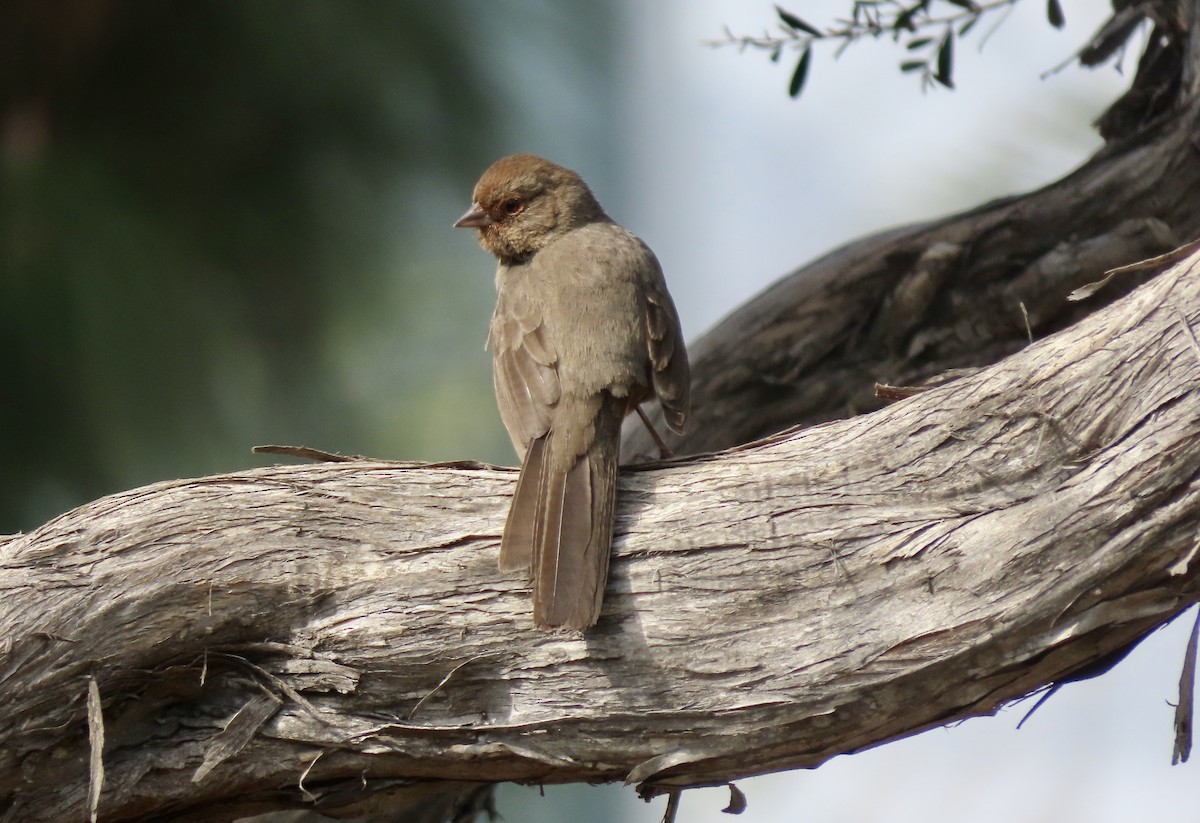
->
[709,0,1067,98]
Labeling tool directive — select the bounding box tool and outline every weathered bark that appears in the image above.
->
[4,246,1200,821]
[625,0,1200,458]
[7,4,1200,822]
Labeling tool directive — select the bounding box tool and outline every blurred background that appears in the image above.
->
[3,1,1194,820]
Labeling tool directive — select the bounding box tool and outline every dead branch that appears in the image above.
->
[3,250,1200,821]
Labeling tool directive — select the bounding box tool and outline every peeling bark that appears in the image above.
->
[4,247,1200,821]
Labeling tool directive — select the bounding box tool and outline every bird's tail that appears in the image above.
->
[501,394,623,630]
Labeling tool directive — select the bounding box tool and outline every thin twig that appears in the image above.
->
[661,788,683,823]
[708,0,1017,54]
[1018,301,1034,345]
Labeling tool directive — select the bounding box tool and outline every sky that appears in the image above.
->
[616,0,1129,336]
[498,2,1198,821]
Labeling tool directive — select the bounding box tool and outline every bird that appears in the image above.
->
[454,153,690,630]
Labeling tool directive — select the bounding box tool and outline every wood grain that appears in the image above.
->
[3,250,1200,821]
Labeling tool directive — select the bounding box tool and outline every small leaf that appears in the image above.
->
[900,59,927,72]
[1046,0,1065,28]
[770,45,782,63]
[788,47,813,98]
[944,0,978,9]
[894,6,918,31]
[906,37,933,50]
[958,15,978,36]
[776,5,823,37]
[934,30,954,88]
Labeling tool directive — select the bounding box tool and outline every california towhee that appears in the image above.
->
[454,154,690,630]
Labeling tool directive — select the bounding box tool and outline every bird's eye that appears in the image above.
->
[502,197,523,215]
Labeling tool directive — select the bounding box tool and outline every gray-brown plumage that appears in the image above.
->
[454,154,689,630]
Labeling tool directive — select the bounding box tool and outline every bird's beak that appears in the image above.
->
[453,204,491,229]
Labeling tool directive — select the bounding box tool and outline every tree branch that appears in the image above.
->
[629,2,1200,458]
[4,248,1200,821]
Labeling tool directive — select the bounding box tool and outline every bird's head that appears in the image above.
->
[453,154,606,261]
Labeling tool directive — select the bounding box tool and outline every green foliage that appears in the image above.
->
[711,0,1080,98]
[1047,0,1066,29]
[789,47,814,97]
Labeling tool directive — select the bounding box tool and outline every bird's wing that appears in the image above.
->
[491,287,563,574]
[643,264,690,434]
[489,291,561,458]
